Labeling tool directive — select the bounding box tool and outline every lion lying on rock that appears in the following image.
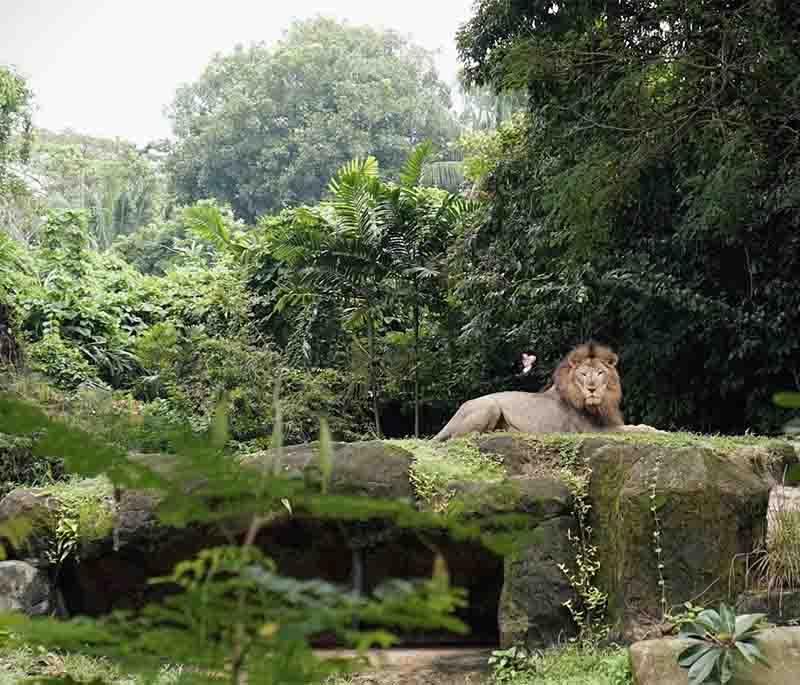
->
[433,342,662,441]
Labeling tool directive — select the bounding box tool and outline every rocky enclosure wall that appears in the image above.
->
[0,432,796,646]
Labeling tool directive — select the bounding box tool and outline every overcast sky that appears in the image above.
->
[1,0,475,145]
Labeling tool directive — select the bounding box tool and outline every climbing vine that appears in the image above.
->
[649,452,667,619]
[558,469,609,642]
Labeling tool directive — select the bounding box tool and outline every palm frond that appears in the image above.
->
[400,141,435,188]
[328,157,380,197]
[183,203,231,249]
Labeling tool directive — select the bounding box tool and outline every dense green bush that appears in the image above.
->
[27,330,98,390]
[0,431,64,499]
[452,0,800,434]
[135,325,371,445]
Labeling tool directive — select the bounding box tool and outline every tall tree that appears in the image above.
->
[167,17,459,222]
[380,142,478,436]
[267,146,479,437]
[0,66,33,366]
[0,66,32,195]
[15,130,167,249]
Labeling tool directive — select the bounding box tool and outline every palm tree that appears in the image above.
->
[381,142,481,436]
[270,157,397,437]
[270,148,482,438]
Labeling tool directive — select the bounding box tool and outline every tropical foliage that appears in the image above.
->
[266,143,479,436]
[453,0,800,433]
[2,128,167,248]
[0,66,32,195]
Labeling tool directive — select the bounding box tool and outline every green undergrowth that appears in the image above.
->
[0,432,65,500]
[490,644,632,685]
[502,429,789,454]
[34,476,117,554]
[389,436,505,510]
[0,644,183,685]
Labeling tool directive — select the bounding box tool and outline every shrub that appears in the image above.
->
[27,331,98,390]
[751,485,800,597]
[0,432,64,499]
[135,327,371,445]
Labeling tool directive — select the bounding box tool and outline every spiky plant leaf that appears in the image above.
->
[400,140,435,188]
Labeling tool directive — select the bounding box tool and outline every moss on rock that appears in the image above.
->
[389,436,505,509]
[588,439,776,641]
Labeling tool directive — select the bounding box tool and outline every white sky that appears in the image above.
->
[1,0,475,145]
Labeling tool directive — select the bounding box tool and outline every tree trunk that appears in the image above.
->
[0,303,20,368]
[367,313,382,437]
[413,294,420,438]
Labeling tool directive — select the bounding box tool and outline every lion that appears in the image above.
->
[432,342,661,441]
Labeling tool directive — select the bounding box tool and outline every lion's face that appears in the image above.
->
[571,360,614,410]
[553,343,623,426]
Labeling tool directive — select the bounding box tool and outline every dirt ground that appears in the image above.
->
[317,647,493,685]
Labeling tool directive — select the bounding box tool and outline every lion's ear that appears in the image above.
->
[607,353,618,368]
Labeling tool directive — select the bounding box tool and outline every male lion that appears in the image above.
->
[433,342,660,441]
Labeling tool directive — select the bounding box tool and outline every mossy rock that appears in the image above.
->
[588,439,773,641]
[498,515,579,648]
[447,477,572,520]
[736,589,800,625]
[240,440,415,500]
[0,478,116,561]
[475,431,795,478]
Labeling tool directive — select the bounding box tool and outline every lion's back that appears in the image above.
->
[493,391,589,433]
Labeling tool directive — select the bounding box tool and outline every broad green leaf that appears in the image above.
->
[687,646,721,685]
[678,642,713,667]
[696,609,723,632]
[719,603,736,634]
[734,640,760,664]
[734,613,767,638]
[679,622,709,640]
[719,649,733,684]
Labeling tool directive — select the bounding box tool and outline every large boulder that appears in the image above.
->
[448,476,572,520]
[499,514,578,648]
[736,589,800,625]
[240,440,414,500]
[589,440,773,641]
[0,488,60,560]
[629,627,800,685]
[449,476,579,648]
[0,560,52,615]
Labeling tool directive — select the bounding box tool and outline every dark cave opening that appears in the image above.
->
[255,519,504,646]
[60,519,504,647]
